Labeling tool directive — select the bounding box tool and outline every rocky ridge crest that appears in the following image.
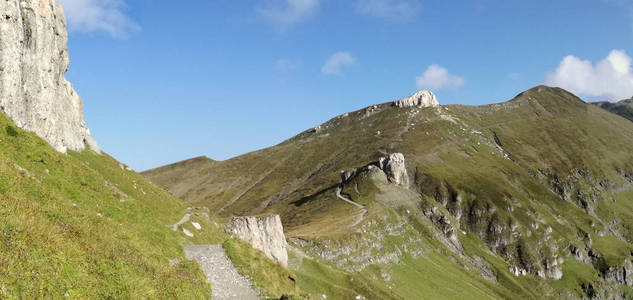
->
[392,90,439,108]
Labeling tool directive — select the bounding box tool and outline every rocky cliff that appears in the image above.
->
[226,215,289,267]
[393,90,439,108]
[0,0,99,153]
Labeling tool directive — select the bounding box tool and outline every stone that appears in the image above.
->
[182,228,194,237]
[379,153,409,187]
[392,90,440,108]
[226,214,289,267]
[605,259,633,286]
[0,0,99,153]
[192,222,202,230]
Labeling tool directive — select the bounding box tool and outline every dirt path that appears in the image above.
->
[168,213,191,231]
[335,187,366,209]
[335,187,367,227]
[184,245,259,300]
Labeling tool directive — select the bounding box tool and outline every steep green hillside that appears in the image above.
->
[0,113,213,298]
[145,86,633,299]
[593,98,633,122]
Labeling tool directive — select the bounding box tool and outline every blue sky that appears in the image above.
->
[59,0,633,170]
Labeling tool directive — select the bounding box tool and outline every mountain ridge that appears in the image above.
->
[144,85,633,299]
[593,98,633,123]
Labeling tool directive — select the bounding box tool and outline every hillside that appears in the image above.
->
[145,86,633,299]
[593,99,633,123]
[0,112,218,298]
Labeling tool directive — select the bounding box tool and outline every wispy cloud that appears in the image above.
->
[58,0,139,38]
[416,65,464,90]
[354,0,421,21]
[544,50,633,100]
[321,52,356,75]
[258,0,321,31]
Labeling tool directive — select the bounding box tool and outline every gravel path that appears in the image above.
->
[336,187,367,227]
[335,187,366,209]
[168,213,191,231]
[184,245,259,300]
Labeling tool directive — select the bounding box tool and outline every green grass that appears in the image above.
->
[223,238,305,299]
[592,235,633,268]
[548,259,600,298]
[0,115,212,298]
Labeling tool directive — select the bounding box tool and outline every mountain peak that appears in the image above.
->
[393,90,439,108]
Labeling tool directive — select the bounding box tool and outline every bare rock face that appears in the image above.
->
[605,259,633,286]
[393,90,439,108]
[379,153,409,187]
[226,215,289,267]
[0,0,99,153]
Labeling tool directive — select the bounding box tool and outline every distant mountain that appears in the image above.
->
[145,86,633,299]
[593,98,633,122]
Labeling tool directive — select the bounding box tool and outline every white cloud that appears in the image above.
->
[416,65,464,90]
[321,52,356,75]
[58,0,139,38]
[259,0,321,31]
[354,0,421,21]
[545,50,633,100]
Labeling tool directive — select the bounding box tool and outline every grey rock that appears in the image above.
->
[393,90,440,108]
[0,0,99,153]
[605,259,633,286]
[226,214,289,267]
[379,153,409,187]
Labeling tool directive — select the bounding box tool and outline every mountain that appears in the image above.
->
[593,99,633,123]
[145,86,633,299]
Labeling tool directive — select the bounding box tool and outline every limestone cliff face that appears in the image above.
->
[393,90,439,108]
[0,0,99,153]
[379,153,409,187]
[226,215,289,267]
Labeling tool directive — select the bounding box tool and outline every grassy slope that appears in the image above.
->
[144,86,633,298]
[0,114,212,298]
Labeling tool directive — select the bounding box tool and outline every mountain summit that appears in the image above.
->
[0,0,99,153]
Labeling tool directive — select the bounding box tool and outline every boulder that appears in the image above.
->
[226,214,289,266]
[379,153,409,187]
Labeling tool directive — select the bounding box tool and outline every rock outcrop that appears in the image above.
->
[604,259,633,286]
[379,153,409,187]
[226,215,289,267]
[393,90,439,108]
[0,0,99,153]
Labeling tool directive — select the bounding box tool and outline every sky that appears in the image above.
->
[58,0,633,171]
